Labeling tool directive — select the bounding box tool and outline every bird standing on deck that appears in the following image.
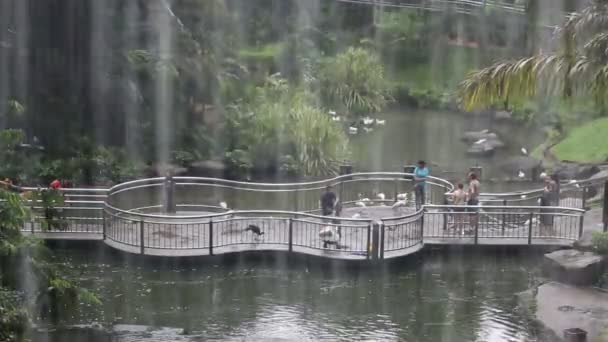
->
[245,224,264,236]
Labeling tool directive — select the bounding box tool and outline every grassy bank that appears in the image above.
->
[551,117,608,162]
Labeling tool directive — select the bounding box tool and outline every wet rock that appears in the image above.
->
[461,130,498,142]
[467,143,496,157]
[543,249,606,286]
[494,110,513,120]
[190,160,226,177]
[553,162,605,181]
[151,164,188,177]
[519,282,608,342]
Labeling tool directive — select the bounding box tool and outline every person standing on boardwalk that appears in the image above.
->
[448,183,467,233]
[320,185,337,216]
[540,174,558,234]
[467,173,481,229]
[413,160,429,210]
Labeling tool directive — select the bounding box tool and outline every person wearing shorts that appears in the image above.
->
[448,183,467,232]
[413,160,429,210]
[467,173,481,228]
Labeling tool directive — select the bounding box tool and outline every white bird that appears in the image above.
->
[518,170,525,178]
[331,116,341,122]
[397,193,407,201]
[219,201,228,209]
[376,193,386,200]
[319,226,339,241]
[363,127,373,133]
[375,119,386,125]
[521,147,528,155]
[392,200,407,210]
[328,110,337,116]
[539,172,547,179]
[362,117,374,125]
[474,138,487,145]
[520,194,527,199]
[348,127,358,135]
[355,201,367,208]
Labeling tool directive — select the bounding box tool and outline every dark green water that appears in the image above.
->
[39,246,548,342]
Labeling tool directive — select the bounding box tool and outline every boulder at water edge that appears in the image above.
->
[543,249,606,286]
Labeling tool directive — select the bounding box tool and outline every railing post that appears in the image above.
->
[501,199,507,234]
[579,214,585,239]
[371,221,381,261]
[102,211,106,240]
[603,180,608,232]
[528,212,534,245]
[379,223,385,259]
[288,218,293,252]
[294,188,299,212]
[163,174,176,214]
[581,185,587,210]
[474,212,479,245]
[209,220,214,256]
[442,207,448,232]
[420,209,425,242]
[139,219,145,255]
[366,223,372,260]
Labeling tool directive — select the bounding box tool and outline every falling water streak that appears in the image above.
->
[0,0,11,129]
[124,1,142,160]
[14,0,29,134]
[153,2,175,170]
[90,0,107,145]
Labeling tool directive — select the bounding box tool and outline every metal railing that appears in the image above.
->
[336,0,527,15]
[423,204,585,244]
[106,173,454,214]
[15,173,605,258]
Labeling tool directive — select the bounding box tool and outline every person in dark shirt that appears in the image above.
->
[320,185,337,216]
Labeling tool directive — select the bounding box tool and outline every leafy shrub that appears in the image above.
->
[592,232,608,255]
[320,47,394,116]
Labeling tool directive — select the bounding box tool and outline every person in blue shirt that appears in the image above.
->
[413,160,429,210]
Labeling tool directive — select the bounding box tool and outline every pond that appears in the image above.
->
[353,109,545,192]
[35,246,550,342]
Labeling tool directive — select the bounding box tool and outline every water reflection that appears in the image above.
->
[43,248,547,342]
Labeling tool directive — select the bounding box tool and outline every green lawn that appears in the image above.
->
[552,117,608,162]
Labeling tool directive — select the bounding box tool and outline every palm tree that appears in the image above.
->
[459,0,608,113]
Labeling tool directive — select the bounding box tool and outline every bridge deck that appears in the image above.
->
[23,207,577,259]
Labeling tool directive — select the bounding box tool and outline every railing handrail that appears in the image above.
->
[424,204,586,213]
[107,173,454,194]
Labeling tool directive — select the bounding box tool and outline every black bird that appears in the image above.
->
[244,224,264,236]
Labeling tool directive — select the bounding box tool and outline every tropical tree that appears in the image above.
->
[459,0,608,115]
[320,47,394,116]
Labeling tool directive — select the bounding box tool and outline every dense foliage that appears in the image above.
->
[0,189,100,341]
[459,0,608,118]
[0,0,539,184]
